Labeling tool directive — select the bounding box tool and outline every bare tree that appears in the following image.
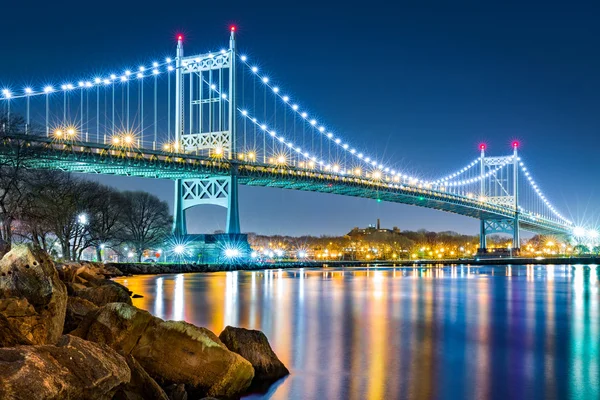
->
[87,186,126,261]
[23,172,93,260]
[0,114,31,252]
[119,191,172,262]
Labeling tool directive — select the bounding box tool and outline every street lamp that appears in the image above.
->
[43,85,54,136]
[77,213,88,225]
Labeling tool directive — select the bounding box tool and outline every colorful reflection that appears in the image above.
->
[115,264,600,400]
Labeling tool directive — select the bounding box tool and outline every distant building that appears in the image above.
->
[347,218,401,238]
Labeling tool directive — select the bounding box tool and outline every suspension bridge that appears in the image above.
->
[0,28,579,257]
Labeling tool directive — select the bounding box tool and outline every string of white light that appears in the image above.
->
[442,161,510,187]
[432,157,481,184]
[1,52,573,226]
[239,56,422,183]
[0,58,175,100]
[518,160,571,224]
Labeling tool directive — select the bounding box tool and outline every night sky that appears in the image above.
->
[1,1,599,236]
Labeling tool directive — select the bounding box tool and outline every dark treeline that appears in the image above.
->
[0,112,172,261]
[2,169,172,261]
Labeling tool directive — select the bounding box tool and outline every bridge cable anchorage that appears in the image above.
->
[238,56,422,185]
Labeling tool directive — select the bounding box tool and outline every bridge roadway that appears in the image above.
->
[0,134,569,236]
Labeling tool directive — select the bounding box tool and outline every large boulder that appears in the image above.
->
[0,239,9,259]
[0,245,67,344]
[56,261,123,284]
[0,313,31,347]
[74,303,254,398]
[63,296,99,333]
[133,320,254,398]
[114,355,169,400]
[163,384,188,400]
[0,335,130,400]
[219,326,289,382]
[74,280,133,306]
[71,302,156,355]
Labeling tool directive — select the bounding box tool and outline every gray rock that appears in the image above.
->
[0,245,67,344]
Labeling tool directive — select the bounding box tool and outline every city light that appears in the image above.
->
[77,214,88,225]
[174,244,185,254]
[224,248,240,258]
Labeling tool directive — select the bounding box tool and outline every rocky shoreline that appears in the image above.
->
[0,245,289,399]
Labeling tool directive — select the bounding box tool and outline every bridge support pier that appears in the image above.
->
[171,173,242,236]
[477,218,520,256]
[170,173,247,263]
[172,178,187,236]
[226,168,241,235]
[512,213,520,251]
[478,219,487,252]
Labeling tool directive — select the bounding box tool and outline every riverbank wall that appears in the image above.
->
[105,256,599,275]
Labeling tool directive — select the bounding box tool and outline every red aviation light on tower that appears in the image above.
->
[479,143,486,151]
[230,25,236,32]
[512,141,519,149]
[176,34,184,42]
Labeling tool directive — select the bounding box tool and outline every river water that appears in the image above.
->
[114,265,600,400]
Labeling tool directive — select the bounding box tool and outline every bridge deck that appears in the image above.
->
[0,134,570,236]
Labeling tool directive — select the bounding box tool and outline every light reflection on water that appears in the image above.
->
[115,265,600,400]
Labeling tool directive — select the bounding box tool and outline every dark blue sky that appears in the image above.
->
[2,1,599,235]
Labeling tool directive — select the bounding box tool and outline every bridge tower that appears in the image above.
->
[478,143,521,254]
[172,28,243,258]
